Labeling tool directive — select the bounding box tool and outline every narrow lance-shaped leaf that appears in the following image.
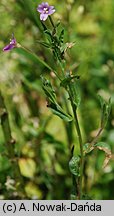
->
[69,78,81,108]
[98,95,111,128]
[59,29,64,44]
[60,75,80,88]
[41,77,73,122]
[41,76,57,104]
[49,103,73,122]
[36,41,51,48]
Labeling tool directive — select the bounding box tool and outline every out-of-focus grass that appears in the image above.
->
[0,0,114,199]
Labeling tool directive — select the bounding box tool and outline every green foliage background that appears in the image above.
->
[0,0,114,199]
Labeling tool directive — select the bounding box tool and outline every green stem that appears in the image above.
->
[90,127,103,147]
[49,16,55,29]
[49,16,56,36]
[62,93,73,150]
[68,86,84,199]
[73,108,84,199]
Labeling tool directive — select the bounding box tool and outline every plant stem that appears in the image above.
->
[73,108,84,199]
[68,86,84,199]
[49,16,55,29]
[49,16,56,36]
[62,93,73,150]
[90,127,103,146]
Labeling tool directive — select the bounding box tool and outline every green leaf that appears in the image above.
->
[41,77,73,122]
[69,156,80,176]
[98,95,111,128]
[36,41,51,48]
[60,74,81,108]
[83,143,94,154]
[49,104,73,122]
[69,79,81,108]
[44,29,53,39]
[59,29,64,44]
[60,75,80,88]
[41,76,56,104]
[55,21,61,28]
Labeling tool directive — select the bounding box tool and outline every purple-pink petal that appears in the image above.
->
[10,38,16,45]
[3,37,17,52]
[37,4,44,12]
[37,7,44,13]
[41,2,49,7]
[48,8,55,15]
[49,6,54,10]
[3,44,14,51]
[40,13,48,21]
[37,2,49,11]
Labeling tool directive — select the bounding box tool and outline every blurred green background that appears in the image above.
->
[0,0,114,199]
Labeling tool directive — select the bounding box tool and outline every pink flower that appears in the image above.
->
[37,2,55,21]
[3,35,17,52]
